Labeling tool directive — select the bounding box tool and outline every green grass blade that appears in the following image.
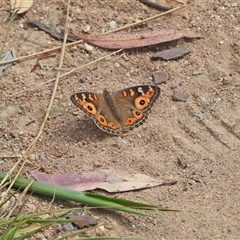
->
[0,172,165,216]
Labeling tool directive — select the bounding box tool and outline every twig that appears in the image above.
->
[0,0,72,204]
[11,49,123,96]
[38,2,70,134]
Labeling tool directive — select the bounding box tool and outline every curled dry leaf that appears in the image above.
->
[74,29,203,49]
[10,0,34,14]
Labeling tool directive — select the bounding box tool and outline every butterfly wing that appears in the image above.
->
[70,92,123,134]
[112,85,160,131]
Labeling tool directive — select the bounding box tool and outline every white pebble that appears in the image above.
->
[105,56,112,61]
[214,98,221,103]
[29,153,36,161]
[83,24,91,33]
[114,62,120,68]
[83,43,93,52]
[231,3,238,7]
[109,21,117,29]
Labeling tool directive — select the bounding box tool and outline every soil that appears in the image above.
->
[1,0,240,239]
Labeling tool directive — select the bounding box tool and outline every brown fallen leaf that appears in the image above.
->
[152,46,191,60]
[69,215,97,229]
[31,168,177,193]
[74,29,203,49]
[28,16,79,42]
[173,90,189,102]
[152,72,169,84]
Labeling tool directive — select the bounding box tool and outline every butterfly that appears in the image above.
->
[70,85,160,135]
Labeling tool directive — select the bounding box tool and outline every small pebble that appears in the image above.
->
[96,226,105,237]
[219,40,224,45]
[2,200,10,210]
[125,17,134,24]
[38,214,50,219]
[192,71,203,76]
[75,209,84,216]
[222,77,232,85]
[25,203,37,212]
[214,98,221,103]
[194,113,204,119]
[35,233,47,240]
[109,20,117,29]
[200,96,208,102]
[123,55,129,61]
[114,62,120,68]
[69,45,78,52]
[83,43,93,52]
[231,3,238,7]
[80,72,89,83]
[83,24,91,33]
[29,153,36,161]
[105,56,112,61]
[72,111,79,116]
[62,222,75,231]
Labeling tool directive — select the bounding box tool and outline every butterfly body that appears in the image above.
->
[70,85,160,135]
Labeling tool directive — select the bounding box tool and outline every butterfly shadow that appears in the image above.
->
[60,118,115,143]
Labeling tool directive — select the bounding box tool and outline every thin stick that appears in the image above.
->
[0,130,42,205]
[0,0,72,204]
[12,49,123,96]
[38,6,70,133]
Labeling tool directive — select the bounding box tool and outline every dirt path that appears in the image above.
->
[1,0,239,239]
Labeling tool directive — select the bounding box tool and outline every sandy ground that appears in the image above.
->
[1,0,240,239]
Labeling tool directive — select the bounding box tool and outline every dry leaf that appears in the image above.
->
[69,215,97,229]
[152,46,191,60]
[10,0,34,14]
[31,168,177,193]
[28,16,79,42]
[152,72,169,84]
[173,90,189,101]
[0,49,16,77]
[75,29,203,49]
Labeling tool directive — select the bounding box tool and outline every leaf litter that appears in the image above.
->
[0,49,16,77]
[31,168,177,193]
[74,29,203,49]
